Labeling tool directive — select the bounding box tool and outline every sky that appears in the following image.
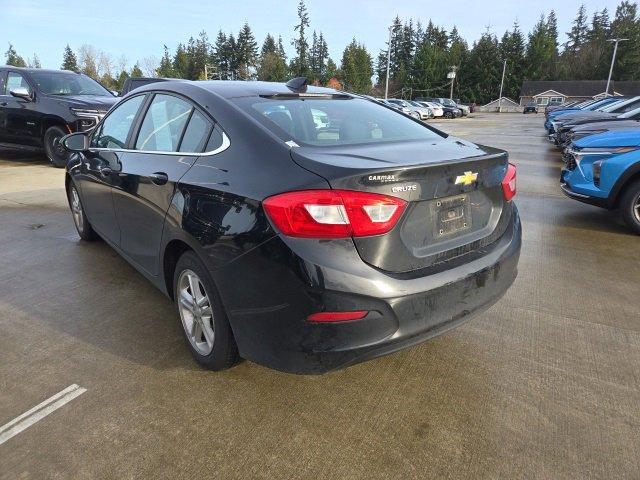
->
[0,0,627,71]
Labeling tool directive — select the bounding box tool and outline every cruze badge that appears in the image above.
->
[455,171,478,186]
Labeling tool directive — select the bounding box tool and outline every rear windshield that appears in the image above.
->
[232,97,444,147]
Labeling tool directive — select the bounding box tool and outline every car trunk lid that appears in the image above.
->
[290,137,511,273]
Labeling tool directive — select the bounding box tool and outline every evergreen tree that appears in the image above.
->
[156,45,174,77]
[237,22,258,79]
[4,43,27,67]
[213,31,230,79]
[525,15,552,80]
[61,45,79,72]
[465,32,503,104]
[326,58,339,82]
[172,43,189,78]
[610,1,640,80]
[291,0,310,76]
[131,63,143,77]
[30,53,41,68]
[258,34,288,81]
[499,22,526,100]
[340,39,373,93]
[565,5,589,55]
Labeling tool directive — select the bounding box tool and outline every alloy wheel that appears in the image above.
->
[634,194,640,223]
[177,269,215,355]
[70,186,84,234]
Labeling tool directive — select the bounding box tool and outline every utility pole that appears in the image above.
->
[606,38,628,96]
[448,66,457,100]
[498,59,507,113]
[384,26,392,99]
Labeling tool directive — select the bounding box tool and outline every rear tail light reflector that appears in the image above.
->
[307,311,368,322]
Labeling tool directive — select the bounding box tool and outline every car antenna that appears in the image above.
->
[285,77,308,93]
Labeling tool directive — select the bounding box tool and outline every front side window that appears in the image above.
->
[234,97,444,147]
[92,95,144,149]
[5,72,30,95]
[135,94,192,152]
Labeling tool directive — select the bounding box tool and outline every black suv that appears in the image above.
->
[0,67,118,167]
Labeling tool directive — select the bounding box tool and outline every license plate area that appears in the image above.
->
[436,194,471,237]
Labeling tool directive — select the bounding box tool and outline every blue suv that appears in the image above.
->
[561,129,640,233]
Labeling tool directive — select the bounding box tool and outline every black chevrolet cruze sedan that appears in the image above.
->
[61,78,521,374]
[0,66,118,167]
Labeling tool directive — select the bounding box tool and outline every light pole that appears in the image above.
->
[606,38,628,96]
[498,59,507,113]
[384,26,392,99]
[447,66,457,99]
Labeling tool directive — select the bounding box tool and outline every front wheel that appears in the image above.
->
[67,182,97,241]
[174,251,239,370]
[44,126,72,168]
[444,111,453,119]
[620,180,640,234]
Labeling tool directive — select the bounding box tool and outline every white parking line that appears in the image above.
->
[0,384,87,446]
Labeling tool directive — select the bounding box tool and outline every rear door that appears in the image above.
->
[112,92,214,275]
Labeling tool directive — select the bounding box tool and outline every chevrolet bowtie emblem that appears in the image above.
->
[455,171,478,186]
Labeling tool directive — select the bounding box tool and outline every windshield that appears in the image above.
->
[441,99,456,107]
[234,97,444,147]
[30,72,112,96]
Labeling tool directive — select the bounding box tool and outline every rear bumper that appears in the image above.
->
[215,206,522,374]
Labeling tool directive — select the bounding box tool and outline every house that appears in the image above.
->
[519,80,640,106]
[477,97,521,112]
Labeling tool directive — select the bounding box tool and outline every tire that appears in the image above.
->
[620,179,640,234]
[44,126,72,168]
[67,181,98,241]
[173,251,239,370]
[444,111,453,119]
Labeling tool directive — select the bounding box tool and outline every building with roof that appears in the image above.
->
[519,80,640,106]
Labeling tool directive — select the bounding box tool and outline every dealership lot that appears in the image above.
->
[1,114,639,479]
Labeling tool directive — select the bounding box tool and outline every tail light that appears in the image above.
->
[501,163,517,201]
[263,189,407,238]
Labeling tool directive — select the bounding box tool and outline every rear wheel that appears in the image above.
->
[173,251,239,370]
[44,126,72,168]
[620,179,640,234]
[444,111,453,119]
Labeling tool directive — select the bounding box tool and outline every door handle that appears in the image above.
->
[149,172,168,185]
[98,166,112,177]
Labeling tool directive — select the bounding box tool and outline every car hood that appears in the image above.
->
[572,119,640,133]
[549,108,580,118]
[49,94,118,111]
[555,112,616,123]
[575,130,640,148]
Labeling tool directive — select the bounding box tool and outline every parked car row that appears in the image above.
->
[544,96,640,234]
[369,97,469,120]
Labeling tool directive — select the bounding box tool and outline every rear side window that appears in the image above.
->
[179,110,211,153]
[5,72,30,95]
[92,95,144,149]
[234,97,443,147]
[135,94,191,152]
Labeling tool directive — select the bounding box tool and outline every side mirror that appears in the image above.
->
[61,132,89,152]
[10,87,32,101]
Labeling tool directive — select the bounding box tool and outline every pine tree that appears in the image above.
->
[157,45,174,77]
[340,39,373,93]
[237,22,258,79]
[261,34,277,57]
[131,63,143,77]
[213,31,229,79]
[566,5,589,54]
[30,53,41,68]
[610,1,640,80]
[61,45,79,72]
[525,15,551,80]
[173,44,189,78]
[499,22,526,100]
[291,0,310,77]
[4,43,27,67]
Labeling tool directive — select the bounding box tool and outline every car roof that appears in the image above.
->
[0,66,78,75]
[181,80,340,99]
